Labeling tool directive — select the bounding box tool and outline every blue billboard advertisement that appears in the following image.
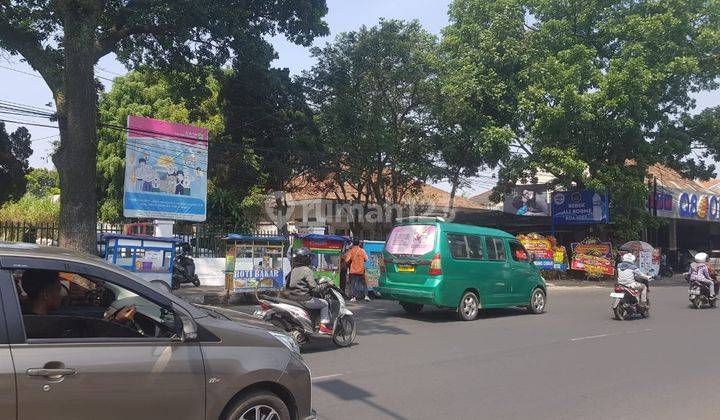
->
[123,116,208,222]
[551,190,609,225]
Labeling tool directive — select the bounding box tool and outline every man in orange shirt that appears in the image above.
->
[346,239,370,302]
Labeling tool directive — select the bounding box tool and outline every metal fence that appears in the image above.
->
[0,221,283,258]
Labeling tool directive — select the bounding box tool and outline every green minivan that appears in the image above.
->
[377,218,547,320]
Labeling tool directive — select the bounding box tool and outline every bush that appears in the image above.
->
[0,194,60,224]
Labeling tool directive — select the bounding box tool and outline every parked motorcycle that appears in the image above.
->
[685,272,718,309]
[254,277,357,348]
[610,276,653,320]
[172,242,201,289]
[659,264,674,278]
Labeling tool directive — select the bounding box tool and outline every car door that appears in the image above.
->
[507,239,536,304]
[0,269,17,419]
[0,258,205,420]
[484,237,512,306]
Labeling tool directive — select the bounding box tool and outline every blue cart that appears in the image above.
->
[103,234,178,286]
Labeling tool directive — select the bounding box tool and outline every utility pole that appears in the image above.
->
[653,177,658,217]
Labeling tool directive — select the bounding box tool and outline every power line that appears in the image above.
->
[0,63,114,82]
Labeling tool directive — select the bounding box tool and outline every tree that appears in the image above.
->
[303,20,438,236]
[444,0,720,241]
[0,122,32,203]
[0,1,329,252]
[25,168,60,197]
[221,41,320,233]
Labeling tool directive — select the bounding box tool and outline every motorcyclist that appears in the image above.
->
[689,252,715,298]
[286,247,333,335]
[617,253,650,307]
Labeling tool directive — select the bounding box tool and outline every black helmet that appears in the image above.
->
[293,247,312,267]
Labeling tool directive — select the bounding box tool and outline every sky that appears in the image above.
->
[1,0,718,197]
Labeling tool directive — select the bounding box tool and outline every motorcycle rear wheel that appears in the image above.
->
[613,304,627,321]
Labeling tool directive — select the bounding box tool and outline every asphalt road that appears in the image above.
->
[291,285,720,420]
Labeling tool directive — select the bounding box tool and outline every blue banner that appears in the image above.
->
[551,190,609,225]
[123,116,208,222]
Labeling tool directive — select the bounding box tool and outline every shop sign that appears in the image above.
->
[570,237,615,276]
[551,190,609,225]
[678,192,720,220]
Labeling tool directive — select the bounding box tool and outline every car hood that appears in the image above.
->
[193,304,282,332]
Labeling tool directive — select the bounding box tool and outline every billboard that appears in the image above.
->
[551,190,609,225]
[503,185,550,216]
[123,116,208,221]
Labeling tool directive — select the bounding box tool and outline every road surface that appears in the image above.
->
[293,285,720,420]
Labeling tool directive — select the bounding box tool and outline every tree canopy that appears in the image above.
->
[0,0,329,251]
[0,122,32,204]
[444,0,720,240]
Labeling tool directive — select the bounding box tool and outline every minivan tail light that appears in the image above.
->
[379,256,386,273]
[429,253,442,275]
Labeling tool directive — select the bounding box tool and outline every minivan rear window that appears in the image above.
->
[386,225,437,256]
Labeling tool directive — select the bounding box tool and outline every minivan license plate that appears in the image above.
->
[397,265,415,273]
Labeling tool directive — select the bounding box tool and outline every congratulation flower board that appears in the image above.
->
[517,233,568,270]
[570,237,615,276]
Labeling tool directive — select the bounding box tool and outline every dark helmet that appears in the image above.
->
[293,247,312,267]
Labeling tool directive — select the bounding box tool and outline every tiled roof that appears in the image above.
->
[284,175,484,210]
[647,164,716,194]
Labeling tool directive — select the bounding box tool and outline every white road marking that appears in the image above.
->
[570,328,653,342]
[312,373,344,382]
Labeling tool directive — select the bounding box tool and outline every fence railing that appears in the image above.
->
[0,221,282,258]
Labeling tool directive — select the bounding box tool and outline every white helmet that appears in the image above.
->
[622,253,636,263]
[695,252,708,263]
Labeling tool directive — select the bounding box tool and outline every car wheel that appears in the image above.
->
[223,391,290,420]
[457,291,480,321]
[527,288,546,314]
[400,302,423,314]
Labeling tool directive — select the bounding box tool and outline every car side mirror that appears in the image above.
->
[178,313,198,342]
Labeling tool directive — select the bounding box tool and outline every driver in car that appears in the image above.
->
[22,270,138,324]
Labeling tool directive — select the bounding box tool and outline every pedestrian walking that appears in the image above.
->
[346,239,369,302]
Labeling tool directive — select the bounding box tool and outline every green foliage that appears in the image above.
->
[0,0,329,250]
[445,0,720,239]
[304,19,438,218]
[0,123,32,204]
[0,194,59,224]
[25,168,59,197]
[220,40,319,199]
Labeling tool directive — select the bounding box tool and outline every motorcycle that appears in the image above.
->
[686,272,718,309]
[171,242,201,289]
[659,263,674,278]
[254,277,357,348]
[610,275,654,320]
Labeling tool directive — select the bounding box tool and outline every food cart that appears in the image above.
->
[224,235,290,293]
[103,233,177,286]
[292,234,351,287]
[362,240,385,295]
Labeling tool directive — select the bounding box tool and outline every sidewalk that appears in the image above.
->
[173,285,256,305]
[546,273,688,289]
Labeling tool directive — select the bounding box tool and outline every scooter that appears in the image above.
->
[686,272,718,309]
[172,242,201,289]
[254,277,357,348]
[610,276,652,320]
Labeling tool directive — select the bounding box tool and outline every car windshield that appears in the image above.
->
[385,225,437,256]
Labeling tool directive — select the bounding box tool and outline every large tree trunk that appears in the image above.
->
[52,5,99,253]
[448,170,460,215]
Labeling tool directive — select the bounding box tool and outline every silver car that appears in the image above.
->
[0,242,315,420]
